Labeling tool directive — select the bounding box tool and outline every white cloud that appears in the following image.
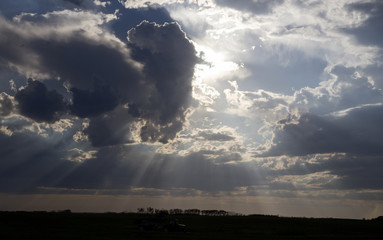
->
[224,80,293,122]
[292,65,382,115]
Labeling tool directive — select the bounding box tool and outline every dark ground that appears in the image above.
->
[0,211,382,239]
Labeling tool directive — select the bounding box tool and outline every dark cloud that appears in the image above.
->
[323,155,383,190]
[70,85,119,118]
[70,20,197,145]
[127,21,198,142]
[15,80,67,123]
[0,10,197,144]
[27,36,143,101]
[0,11,143,105]
[343,1,383,47]
[262,104,383,157]
[268,153,383,191]
[84,106,135,147]
[215,0,284,15]
[25,33,145,134]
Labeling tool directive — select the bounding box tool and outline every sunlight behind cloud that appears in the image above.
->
[194,44,240,84]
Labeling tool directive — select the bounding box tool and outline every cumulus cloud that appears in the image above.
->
[126,21,198,142]
[292,65,382,115]
[70,84,119,118]
[0,9,197,144]
[84,106,137,147]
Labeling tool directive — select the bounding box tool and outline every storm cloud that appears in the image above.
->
[126,21,198,142]
[15,80,67,123]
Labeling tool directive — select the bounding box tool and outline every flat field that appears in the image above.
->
[0,211,382,239]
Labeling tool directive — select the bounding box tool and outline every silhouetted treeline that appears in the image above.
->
[2,211,383,239]
[136,207,238,216]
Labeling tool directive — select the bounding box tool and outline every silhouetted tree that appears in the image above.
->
[158,209,169,216]
[169,209,183,215]
[147,207,154,214]
[218,210,228,216]
[137,208,145,214]
[201,210,228,216]
[184,209,201,215]
[58,209,72,214]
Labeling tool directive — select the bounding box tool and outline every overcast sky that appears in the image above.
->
[1,0,383,219]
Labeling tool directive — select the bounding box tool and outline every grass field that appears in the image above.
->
[0,211,382,239]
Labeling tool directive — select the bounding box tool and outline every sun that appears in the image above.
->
[193,43,240,85]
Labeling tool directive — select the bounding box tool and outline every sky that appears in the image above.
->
[0,0,383,219]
